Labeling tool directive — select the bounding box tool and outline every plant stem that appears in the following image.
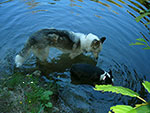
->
[136,96,147,103]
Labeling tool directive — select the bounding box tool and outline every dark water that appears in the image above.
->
[0,0,150,112]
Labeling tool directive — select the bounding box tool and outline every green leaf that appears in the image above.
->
[94,85,139,97]
[143,47,150,50]
[145,22,150,25]
[135,12,150,22]
[128,104,150,113]
[136,38,147,44]
[38,104,45,113]
[110,105,133,113]
[45,102,53,108]
[129,42,146,46]
[40,91,53,101]
[142,81,150,93]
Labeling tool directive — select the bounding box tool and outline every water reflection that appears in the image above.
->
[1,0,149,26]
[91,0,149,28]
[91,0,111,7]
[23,0,40,9]
[0,0,13,4]
[106,0,123,8]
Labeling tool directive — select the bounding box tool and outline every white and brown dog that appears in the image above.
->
[15,29,106,67]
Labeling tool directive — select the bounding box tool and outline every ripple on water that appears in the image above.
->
[0,0,150,112]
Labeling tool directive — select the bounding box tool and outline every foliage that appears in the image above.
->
[94,85,139,97]
[135,9,150,24]
[130,9,150,49]
[135,12,150,23]
[129,38,150,49]
[142,81,150,93]
[94,81,150,113]
[0,72,55,113]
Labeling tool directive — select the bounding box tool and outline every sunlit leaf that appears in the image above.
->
[110,105,133,113]
[129,42,145,46]
[136,38,147,44]
[142,81,150,93]
[143,47,150,50]
[127,104,150,113]
[94,85,139,97]
[135,12,150,22]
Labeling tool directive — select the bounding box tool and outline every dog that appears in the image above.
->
[15,29,106,67]
[70,63,114,86]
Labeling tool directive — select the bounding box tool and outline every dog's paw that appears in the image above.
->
[15,55,25,67]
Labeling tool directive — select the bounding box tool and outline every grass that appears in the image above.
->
[0,72,57,113]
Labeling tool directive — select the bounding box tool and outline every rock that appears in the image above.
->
[51,72,114,113]
[55,81,113,113]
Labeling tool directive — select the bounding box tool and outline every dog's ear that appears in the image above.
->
[100,37,106,44]
[91,39,100,48]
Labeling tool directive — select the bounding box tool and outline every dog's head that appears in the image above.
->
[86,33,106,59]
[99,70,114,85]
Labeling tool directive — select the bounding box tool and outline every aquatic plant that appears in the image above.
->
[94,81,150,113]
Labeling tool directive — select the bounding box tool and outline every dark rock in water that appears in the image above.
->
[70,63,113,86]
[55,80,113,113]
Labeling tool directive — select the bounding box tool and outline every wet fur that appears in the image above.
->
[70,63,114,86]
[15,29,106,67]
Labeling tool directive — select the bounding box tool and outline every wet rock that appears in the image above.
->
[51,72,114,113]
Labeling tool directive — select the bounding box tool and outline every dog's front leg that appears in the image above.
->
[69,51,82,59]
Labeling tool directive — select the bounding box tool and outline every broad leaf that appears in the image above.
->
[135,12,150,22]
[45,102,53,108]
[94,85,139,97]
[110,105,133,113]
[128,104,150,113]
[143,47,150,50]
[129,42,145,46]
[142,81,150,93]
[40,91,53,101]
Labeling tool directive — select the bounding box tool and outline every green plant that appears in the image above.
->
[130,9,150,49]
[94,81,150,113]
[0,72,54,113]
[24,74,54,112]
[135,9,150,25]
[130,38,150,49]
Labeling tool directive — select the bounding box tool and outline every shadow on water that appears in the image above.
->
[36,54,96,75]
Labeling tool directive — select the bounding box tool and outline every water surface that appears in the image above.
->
[0,0,150,112]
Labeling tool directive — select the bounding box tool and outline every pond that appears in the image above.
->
[0,0,150,113]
